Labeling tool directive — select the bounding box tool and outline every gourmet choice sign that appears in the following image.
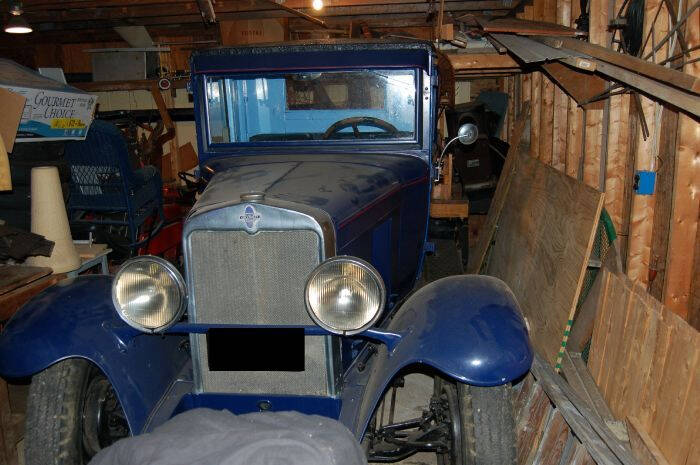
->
[6,87,97,142]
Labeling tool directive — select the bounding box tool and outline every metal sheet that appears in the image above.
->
[490,34,570,63]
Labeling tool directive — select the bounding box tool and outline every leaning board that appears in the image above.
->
[485,151,604,367]
[587,270,700,465]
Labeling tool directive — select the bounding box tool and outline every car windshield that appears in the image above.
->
[205,69,418,144]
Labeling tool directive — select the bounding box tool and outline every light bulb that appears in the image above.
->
[312,0,323,10]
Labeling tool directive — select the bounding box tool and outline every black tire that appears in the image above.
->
[435,378,516,465]
[24,359,129,465]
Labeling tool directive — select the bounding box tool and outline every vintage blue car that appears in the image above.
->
[0,40,532,464]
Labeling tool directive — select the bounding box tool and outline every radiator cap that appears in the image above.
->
[240,192,265,202]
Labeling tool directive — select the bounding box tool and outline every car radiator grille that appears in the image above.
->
[188,229,330,396]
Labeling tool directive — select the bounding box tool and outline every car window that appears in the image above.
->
[205,69,417,144]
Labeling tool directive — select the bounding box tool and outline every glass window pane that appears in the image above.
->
[206,69,417,144]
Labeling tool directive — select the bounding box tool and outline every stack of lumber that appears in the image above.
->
[515,354,639,465]
[587,270,699,465]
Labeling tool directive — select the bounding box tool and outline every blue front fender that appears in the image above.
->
[0,275,190,435]
[340,275,533,438]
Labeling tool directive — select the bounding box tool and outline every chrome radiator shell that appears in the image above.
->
[183,201,339,396]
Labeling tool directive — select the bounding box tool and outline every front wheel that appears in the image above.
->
[366,374,516,465]
[24,359,129,465]
[434,378,516,465]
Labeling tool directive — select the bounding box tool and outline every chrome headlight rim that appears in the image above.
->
[111,255,187,333]
[304,255,386,336]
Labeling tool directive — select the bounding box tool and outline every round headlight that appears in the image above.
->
[305,256,386,335]
[112,256,187,333]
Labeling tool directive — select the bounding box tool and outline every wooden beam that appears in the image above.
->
[20,0,521,24]
[446,53,519,71]
[430,200,469,218]
[662,0,700,320]
[72,79,188,92]
[551,0,571,172]
[259,0,327,28]
[478,17,585,36]
[539,36,700,94]
[592,60,700,117]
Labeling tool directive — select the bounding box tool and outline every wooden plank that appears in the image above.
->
[626,0,667,286]
[0,274,66,322]
[73,79,188,92]
[663,0,700,318]
[648,105,679,301]
[592,60,700,117]
[532,410,571,465]
[560,351,623,436]
[477,17,585,36]
[626,417,671,465]
[541,63,607,110]
[537,37,700,94]
[429,200,469,218]
[530,71,542,159]
[569,441,598,465]
[551,83,568,172]
[516,381,553,465]
[446,53,520,71]
[485,151,604,366]
[539,75,555,165]
[0,266,52,296]
[604,89,632,239]
[530,354,633,465]
[0,133,10,192]
[467,102,530,274]
[649,314,698,464]
[588,270,700,465]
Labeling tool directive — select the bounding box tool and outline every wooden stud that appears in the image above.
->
[626,0,669,285]
[648,105,679,300]
[663,0,700,319]
[565,0,584,180]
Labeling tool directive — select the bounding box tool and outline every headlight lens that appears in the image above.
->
[112,256,186,332]
[305,256,385,335]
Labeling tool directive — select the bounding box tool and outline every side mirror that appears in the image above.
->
[457,123,478,145]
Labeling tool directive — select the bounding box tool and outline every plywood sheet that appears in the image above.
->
[485,151,604,366]
[467,103,530,274]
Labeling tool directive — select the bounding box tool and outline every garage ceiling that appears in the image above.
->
[2,0,524,44]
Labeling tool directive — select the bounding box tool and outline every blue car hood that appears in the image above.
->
[193,154,430,228]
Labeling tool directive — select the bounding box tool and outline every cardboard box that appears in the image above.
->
[0,87,25,153]
[0,58,96,142]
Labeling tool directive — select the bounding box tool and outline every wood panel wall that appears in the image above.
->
[506,0,700,327]
[587,269,699,465]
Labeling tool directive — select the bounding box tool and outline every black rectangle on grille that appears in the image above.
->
[206,328,305,372]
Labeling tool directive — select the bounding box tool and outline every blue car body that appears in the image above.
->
[0,40,532,442]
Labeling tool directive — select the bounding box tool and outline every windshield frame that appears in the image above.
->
[200,67,424,152]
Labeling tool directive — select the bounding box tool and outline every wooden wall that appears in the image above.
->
[505,0,700,327]
[587,269,699,465]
